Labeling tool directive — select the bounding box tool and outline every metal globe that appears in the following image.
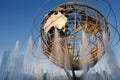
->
[40,2,110,70]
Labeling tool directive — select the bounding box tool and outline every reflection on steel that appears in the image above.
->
[40,2,110,70]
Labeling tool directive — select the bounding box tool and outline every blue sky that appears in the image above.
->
[0,0,120,66]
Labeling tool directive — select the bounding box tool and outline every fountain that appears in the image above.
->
[0,35,119,80]
[0,1,120,80]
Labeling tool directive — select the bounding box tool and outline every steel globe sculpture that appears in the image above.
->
[40,2,110,70]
